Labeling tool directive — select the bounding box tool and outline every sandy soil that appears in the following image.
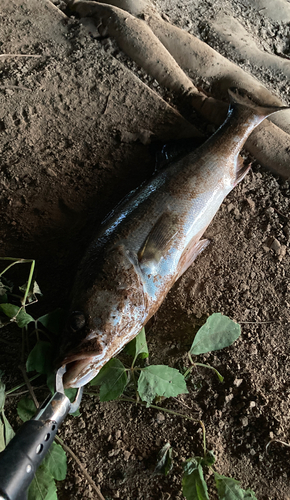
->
[1,0,290,499]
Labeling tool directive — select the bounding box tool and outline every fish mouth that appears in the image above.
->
[61,352,100,388]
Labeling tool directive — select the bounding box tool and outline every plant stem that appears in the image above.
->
[0,260,22,277]
[0,257,36,309]
[6,374,41,395]
[188,352,195,366]
[183,365,193,379]
[22,260,35,306]
[84,392,198,422]
[118,396,199,423]
[183,352,195,378]
[0,257,33,277]
[199,420,206,456]
[266,439,290,452]
[18,364,39,409]
[56,435,106,500]
[0,338,15,346]
[194,363,224,382]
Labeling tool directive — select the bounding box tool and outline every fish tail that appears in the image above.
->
[216,88,290,156]
[228,88,289,120]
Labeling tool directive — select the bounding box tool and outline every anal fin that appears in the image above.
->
[175,238,210,282]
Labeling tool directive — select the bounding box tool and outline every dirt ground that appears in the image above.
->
[1,0,290,499]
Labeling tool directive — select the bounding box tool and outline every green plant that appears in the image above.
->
[0,258,69,499]
[89,313,240,406]
[88,313,257,499]
[0,257,256,499]
[154,437,257,500]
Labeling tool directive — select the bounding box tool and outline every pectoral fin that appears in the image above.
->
[138,212,179,265]
[175,238,210,281]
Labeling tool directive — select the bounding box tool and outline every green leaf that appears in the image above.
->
[46,371,55,395]
[0,379,5,411]
[0,293,8,304]
[0,303,34,327]
[19,280,42,305]
[28,465,57,500]
[0,411,15,452]
[42,442,67,481]
[124,328,149,359]
[182,457,209,500]
[190,314,241,356]
[0,418,4,453]
[0,303,19,318]
[201,450,216,467]
[16,308,34,328]
[37,309,66,335]
[0,277,13,296]
[214,473,258,500]
[154,442,173,476]
[17,397,36,422]
[20,280,42,297]
[137,365,188,406]
[26,341,54,375]
[90,358,128,401]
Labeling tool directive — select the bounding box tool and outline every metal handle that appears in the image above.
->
[0,392,70,500]
[0,367,83,500]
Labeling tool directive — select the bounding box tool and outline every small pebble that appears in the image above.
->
[234,207,241,219]
[46,167,57,177]
[156,412,165,423]
[241,417,248,427]
[225,394,234,403]
[271,238,281,253]
[246,197,255,211]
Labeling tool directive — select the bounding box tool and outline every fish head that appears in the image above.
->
[58,244,146,388]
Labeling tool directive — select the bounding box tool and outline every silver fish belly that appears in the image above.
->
[59,90,288,388]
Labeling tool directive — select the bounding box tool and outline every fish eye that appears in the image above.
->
[69,311,86,332]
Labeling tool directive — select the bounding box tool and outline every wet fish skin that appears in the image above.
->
[59,90,288,388]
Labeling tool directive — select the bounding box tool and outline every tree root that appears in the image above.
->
[70,0,290,178]
[241,0,290,24]
[210,14,290,133]
[69,1,199,95]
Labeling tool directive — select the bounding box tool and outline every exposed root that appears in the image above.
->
[241,0,290,24]
[69,0,290,177]
[70,1,200,95]
[210,14,290,133]
[246,121,290,179]
[144,13,290,130]
[0,54,43,59]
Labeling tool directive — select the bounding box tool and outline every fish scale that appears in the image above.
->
[58,89,288,388]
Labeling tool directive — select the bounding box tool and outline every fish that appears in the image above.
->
[58,89,287,388]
